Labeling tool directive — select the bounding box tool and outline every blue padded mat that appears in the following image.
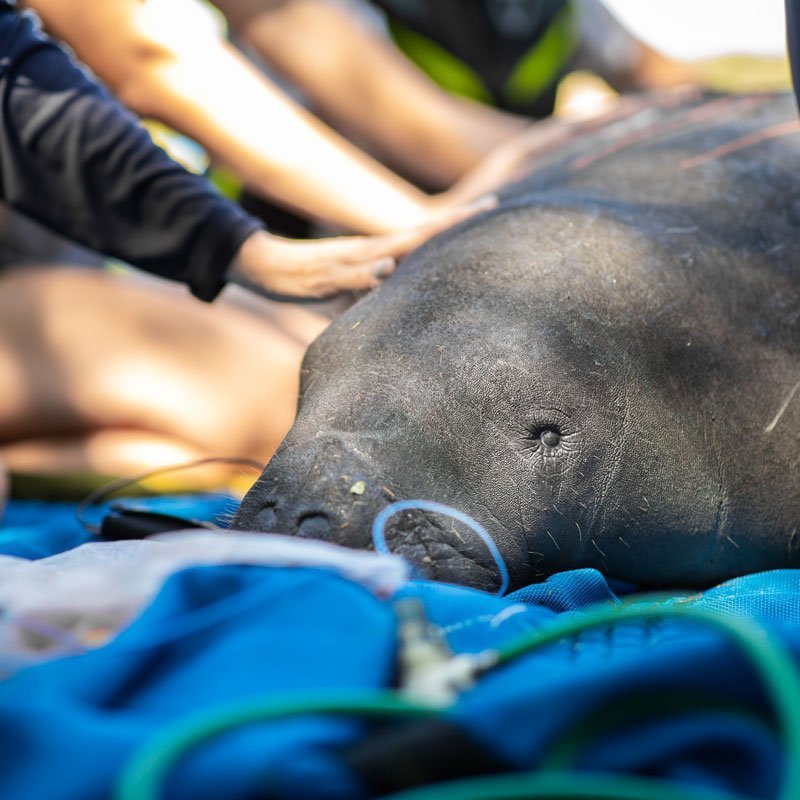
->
[0,494,240,559]
[0,498,797,799]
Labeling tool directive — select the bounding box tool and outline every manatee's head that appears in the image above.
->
[233,202,779,591]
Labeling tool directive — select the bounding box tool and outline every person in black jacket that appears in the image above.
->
[0,4,483,494]
[0,4,484,298]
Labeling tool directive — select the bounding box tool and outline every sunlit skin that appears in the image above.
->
[0,267,327,482]
[228,204,493,298]
[0,0,501,491]
[22,0,457,233]
[234,0,528,189]
[18,0,502,301]
[0,0,715,493]
[20,0,553,229]
[233,0,708,187]
[17,0,732,298]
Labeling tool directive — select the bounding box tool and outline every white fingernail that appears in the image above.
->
[469,193,498,211]
[372,258,395,279]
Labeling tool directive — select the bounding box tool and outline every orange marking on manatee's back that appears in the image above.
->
[680,119,800,170]
[569,95,767,173]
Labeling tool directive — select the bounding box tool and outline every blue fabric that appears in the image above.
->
[0,499,797,799]
[0,564,392,800]
[436,576,790,800]
[0,494,238,558]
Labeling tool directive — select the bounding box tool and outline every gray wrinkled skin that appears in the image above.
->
[234,93,800,592]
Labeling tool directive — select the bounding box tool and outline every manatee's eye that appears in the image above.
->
[540,428,561,447]
[527,425,562,448]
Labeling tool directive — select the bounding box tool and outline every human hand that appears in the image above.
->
[229,195,496,298]
[440,117,577,206]
[438,87,704,206]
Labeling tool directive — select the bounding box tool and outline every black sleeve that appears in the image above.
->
[0,8,263,300]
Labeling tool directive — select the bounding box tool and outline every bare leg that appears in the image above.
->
[0,266,326,483]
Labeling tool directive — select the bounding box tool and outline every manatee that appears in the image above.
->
[234,93,800,592]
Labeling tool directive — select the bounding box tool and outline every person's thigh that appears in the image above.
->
[0,266,322,475]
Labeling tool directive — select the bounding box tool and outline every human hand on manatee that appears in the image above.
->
[440,87,705,205]
[229,197,497,298]
[441,118,580,205]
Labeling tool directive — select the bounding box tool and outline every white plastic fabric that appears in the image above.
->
[0,530,408,675]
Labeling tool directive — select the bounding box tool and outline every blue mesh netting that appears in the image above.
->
[0,498,798,799]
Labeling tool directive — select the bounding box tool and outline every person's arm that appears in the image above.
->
[572,0,699,93]
[21,0,447,233]
[0,9,259,300]
[222,0,528,189]
[0,10,486,299]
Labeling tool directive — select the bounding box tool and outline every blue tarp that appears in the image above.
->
[0,497,796,799]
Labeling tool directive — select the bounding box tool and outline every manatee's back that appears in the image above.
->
[489,92,800,581]
[504,93,800,216]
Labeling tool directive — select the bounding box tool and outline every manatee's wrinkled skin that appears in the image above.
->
[234,93,800,592]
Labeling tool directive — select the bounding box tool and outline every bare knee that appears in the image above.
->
[0,266,307,467]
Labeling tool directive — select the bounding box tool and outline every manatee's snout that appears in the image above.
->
[232,436,505,592]
[232,436,389,551]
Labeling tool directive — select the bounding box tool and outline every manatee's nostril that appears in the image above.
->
[254,502,278,532]
[297,511,332,539]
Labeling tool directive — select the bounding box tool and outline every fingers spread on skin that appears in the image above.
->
[319,257,396,294]
[324,195,498,263]
[354,258,394,290]
[236,195,498,299]
[365,199,497,259]
[371,257,395,280]
[429,194,498,228]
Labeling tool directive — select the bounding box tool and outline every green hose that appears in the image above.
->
[541,691,772,771]
[115,692,440,800]
[382,771,746,800]
[485,602,800,800]
[115,601,800,800]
